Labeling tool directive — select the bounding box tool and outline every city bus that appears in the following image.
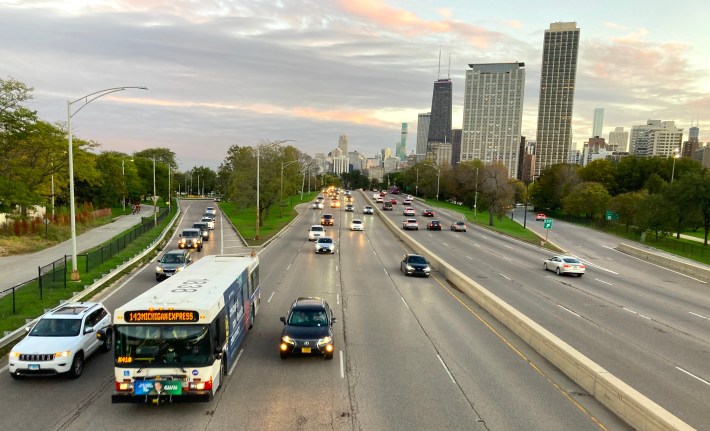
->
[102,253,260,403]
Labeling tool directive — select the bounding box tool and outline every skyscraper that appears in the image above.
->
[427,78,453,162]
[416,113,430,155]
[592,108,604,137]
[461,62,525,178]
[338,134,348,155]
[629,120,683,157]
[608,127,629,152]
[534,22,580,176]
[397,123,408,161]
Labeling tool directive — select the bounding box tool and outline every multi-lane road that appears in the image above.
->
[1,192,705,430]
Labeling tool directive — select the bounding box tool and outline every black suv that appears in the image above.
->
[192,222,210,241]
[279,297,336,360]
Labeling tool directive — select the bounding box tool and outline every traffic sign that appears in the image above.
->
[543,219,552,229]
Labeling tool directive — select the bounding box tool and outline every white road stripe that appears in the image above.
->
[267,292,275,303]
[437,354,456,384]
[465,256,473,260]
[340,351,345,379]
[228,349,244,376]
[442,242,449,247]
[498,273,511,281]
[383,268,388,275]
[689,311,710,321]
[505,245,512,249]
[337,294,340,305]
[401,297,410,309]
[676,366,710,386]
[286,264,291,271]
[623,307,638,315]
[595,279,613,285]
[557,304,581,317]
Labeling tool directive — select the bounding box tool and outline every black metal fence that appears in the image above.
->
[0,208,169,315]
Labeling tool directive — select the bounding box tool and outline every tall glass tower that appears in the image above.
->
[427,79,453,160]
[534,22,580,176]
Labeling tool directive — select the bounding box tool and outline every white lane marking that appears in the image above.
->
[595,278,613,285]
[481,235,488,239]
[340,351,345,379]
[287,264,291,271]
[442,242,449,247]
[676,367,710,386]
[474,243,481,248]
[437,354,456,384]
[498,273,511,281]
[401,297,410,309]
[689,311,710,321]
[337,294,340,305]
[503,256,511,261]
[268,292,275,303]
[384,268,388,275]
[336,265,339,272]
[465,256,473,260]
[607,246,705,282]
[557,304,581,317]
[623,307,650,320]
[504,245,512,249]
[228,349,245,376]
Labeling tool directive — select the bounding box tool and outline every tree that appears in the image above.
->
[562,182,611,220]
[531,163,581,212]
[133,148,178,171]
[579,159,616,194]
[663,176,702,239]
[479,162,514,226]
[609,190,648,232]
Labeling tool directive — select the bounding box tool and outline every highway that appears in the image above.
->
[382,193,710,430]
[0,196,638,430]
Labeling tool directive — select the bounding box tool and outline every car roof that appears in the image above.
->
[322,213,333,217]
[165,249,187,255]
[45,302,102,319]
[291,297,328,310]
[182,228,200,233]
[407,218,417,222]
[311,224,323,228]
[352,219,362,222]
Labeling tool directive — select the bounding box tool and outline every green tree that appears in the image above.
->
[609,190,648,232]
[479,162,514,226]
[562,182,611,220]
[579,159,616,194]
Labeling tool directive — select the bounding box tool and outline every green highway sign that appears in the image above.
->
[543,219,553,229]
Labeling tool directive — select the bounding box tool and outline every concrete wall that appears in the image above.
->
[617,243,710,283]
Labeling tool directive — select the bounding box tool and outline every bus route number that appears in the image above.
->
[171,279,208,293]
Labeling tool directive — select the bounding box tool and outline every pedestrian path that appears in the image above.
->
[0,206,155,292]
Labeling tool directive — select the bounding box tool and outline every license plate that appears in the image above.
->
[28,364,40,370]
[301,347,312,354]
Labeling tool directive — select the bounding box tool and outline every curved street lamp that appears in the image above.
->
[421,162,441,201]
[67,86,147,281]
[670,148,681,184]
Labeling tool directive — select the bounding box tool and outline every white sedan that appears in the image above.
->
[350,219,364,231]
[543,255,586,277]
[403,207,415,216]
[200,216,215,230]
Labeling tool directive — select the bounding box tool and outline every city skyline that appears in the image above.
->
[1,1,709,170]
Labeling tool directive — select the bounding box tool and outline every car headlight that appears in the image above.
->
[317,336,333,346]
[281,336,295,345]
[9,351,20,358]
[55,350,71,358]
[406,265,414,270]
[424,266,431,272]
[156,266,164,273]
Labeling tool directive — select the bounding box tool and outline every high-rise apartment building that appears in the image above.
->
[683,122,701,158]
[629,120,683,157]
[451,129,462,166]
[397,123,408,161]
[416,113,431,155]
[338,134,348,155]
[592,108,604,137]
[608,127,629,152]
[461,62,525,178]
[427,79,453,155]
[534,22,580,176]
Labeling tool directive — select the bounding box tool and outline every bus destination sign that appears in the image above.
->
[125,310,199,323]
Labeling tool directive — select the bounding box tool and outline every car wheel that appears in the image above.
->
[577,273,583,277]
[543,263,548,271]
[325,352,334,360]
[556,267,561,275]
[99,329,113,353]
[9,372,20,380]
[67,353,84,379]
[280,352,288,360]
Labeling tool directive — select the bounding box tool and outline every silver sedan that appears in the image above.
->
[543,255,585,276]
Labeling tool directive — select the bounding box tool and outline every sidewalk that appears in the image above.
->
[0,206,154,292]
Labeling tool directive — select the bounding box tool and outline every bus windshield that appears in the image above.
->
[114,324,213,368]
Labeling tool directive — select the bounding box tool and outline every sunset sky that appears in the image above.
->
[1,0,708,170]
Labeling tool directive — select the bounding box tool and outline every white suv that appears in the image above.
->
[308,225,325,241]
[9,302,112,379]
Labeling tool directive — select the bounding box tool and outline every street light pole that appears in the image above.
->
[153,157,157,226]
[415,168,418,197]
[671,148,681,184]
[67,85,147,281]
[474,167,479,220]
[280,159,299,218]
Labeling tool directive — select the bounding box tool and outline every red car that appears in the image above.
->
[426,220,442,231]
[536,213,546,221]
[390,198,397,205]
[422,209,434,217]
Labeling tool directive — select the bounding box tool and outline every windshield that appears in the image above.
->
[114,325,213,368]
[407,256,427,264]
[182,230,199,237]
[30,318,81,337]
[287,309,329,327]
[318,238,333,244]
[161,254,184,264]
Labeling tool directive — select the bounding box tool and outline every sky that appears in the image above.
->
[1,0,709,171]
